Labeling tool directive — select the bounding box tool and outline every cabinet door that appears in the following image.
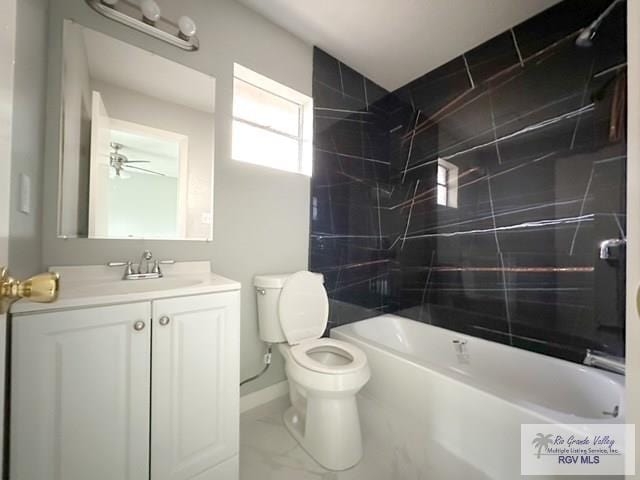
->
[151,291,240,480]
[10,302,151,480]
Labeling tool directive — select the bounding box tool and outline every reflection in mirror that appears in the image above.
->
[58,20,215,240]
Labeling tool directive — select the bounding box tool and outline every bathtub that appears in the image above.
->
[331,314,625,480]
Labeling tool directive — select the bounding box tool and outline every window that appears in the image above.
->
[437,163,448,206]
[232,64,313,175]
[436,158,459,208]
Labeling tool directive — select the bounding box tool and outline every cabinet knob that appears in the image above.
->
[159,316,170,326]
[133,320,146,331]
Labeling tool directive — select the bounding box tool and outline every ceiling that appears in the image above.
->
[79,24,216,113]
[236,0,563,91]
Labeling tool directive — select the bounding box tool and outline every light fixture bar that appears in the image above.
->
[85,0,199,52]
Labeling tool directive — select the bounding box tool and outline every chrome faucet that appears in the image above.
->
[138,250,153,274]
[108,251,175,280]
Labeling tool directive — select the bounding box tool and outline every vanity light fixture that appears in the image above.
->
[178,16,197,41]
[85,0,200,51]
[140,0,161,25]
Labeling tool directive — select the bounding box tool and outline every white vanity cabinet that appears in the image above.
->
[10,288,240,480]
[151,292,240,480]
[11,302,153,480]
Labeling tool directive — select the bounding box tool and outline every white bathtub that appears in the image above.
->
[331,314,625,480]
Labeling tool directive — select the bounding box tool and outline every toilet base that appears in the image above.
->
[282,394,363,471]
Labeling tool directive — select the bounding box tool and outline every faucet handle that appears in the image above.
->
[151,259,174,275]
[108,261,134,276]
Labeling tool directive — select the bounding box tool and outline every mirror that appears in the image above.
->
[58,21,215,240]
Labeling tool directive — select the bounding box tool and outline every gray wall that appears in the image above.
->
[43,0,313,394]
[9,0,49,279]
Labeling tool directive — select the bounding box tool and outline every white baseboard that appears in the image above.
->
[240,380,289,414]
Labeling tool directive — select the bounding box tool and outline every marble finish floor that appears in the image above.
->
[239,397,389,480]
[240,395,625,480]
[239,396,484,480]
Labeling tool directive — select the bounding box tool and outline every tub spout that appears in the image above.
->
[452,339,468,354]
[583,349,625,375]
[599,238,625,260]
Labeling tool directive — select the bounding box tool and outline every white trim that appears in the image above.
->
[88,90,111,238]
[232,63,313,177]
[110,117,190,239]
[626,1,640,478]
[0,0,16,476]
[240,380,289,414]
[234,63,310,106]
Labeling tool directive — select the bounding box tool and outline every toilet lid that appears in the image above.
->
[278,271,328,345]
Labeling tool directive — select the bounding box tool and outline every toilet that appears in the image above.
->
[253,271,371,471]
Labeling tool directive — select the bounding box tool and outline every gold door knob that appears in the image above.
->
[0,267,60,314]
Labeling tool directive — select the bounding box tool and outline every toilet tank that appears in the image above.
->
[253,273,291,343]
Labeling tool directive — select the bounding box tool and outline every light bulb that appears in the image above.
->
[178,16,197,40]
[101,0,119,6]
[140,0,161,24]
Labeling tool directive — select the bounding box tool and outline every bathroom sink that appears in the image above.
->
[8,261,241,314]
[70,277,205,297]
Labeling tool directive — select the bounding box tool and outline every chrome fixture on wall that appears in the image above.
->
[575,0,624,47]
[85,0,199,51]
[583,349,625,375]
[240,344,273,386]
[599,238,626,260]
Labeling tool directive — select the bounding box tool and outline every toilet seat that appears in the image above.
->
[290,338,368,375]
[279,271,368,377]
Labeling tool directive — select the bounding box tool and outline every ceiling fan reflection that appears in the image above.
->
[109,141,166,177]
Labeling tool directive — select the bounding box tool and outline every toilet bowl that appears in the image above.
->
[254,271,370,471]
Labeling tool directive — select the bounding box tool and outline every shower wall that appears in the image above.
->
[311,49,393,329]
[311,0,627,363]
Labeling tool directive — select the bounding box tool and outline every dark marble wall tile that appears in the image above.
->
[466,31,521,85]
[311,48,393,329]
[310,0,626,363]
[513,0,621,58]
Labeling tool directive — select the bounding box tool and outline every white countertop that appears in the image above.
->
[10,261,241,315]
